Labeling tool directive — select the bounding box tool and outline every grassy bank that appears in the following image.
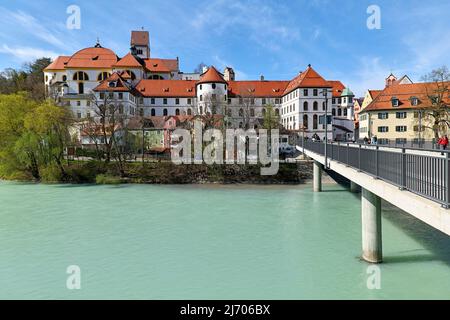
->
[1,160,313,185]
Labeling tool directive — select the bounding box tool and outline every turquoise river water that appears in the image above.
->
[0,181,449,299]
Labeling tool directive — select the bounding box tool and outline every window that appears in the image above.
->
[332,108,336,116]
[250,108,255,117]
[108,92,114,99]
[239,108,244,117]
[343,108,347,116]
[151,109,156,116]
[303,89,308,96]
[313,89,318,96]
[396,126,407,132]
[77,112,82,119]
[62,75,67,82]
[396,112,407,119]
[275,108,279,115]
[87,101,90,107]
[413,125,425,132]
[251,98,255,105]
[175,108,180,115]
[228,98,231,105]
[76,101,81,106]
[97,72,110,81]
[411,97,419,106]
[313,101,318,111]
[378,112,389,119]
[199,106,203,114]
[262,109,266,116]
[332,98,336,104]
[163,98,168,105]
[199,85,202,90]
[200,95,203,102]
[86,112,91,118]
[396,138,407,144]
[176,98,180,105]
[78,82,84,94]
[322,102,326,111]
[118,93,123,100]
[378,126,389,133]
[188,98,192,105]
[392,97,400,107]
[338,108,342,116]
[262,98,266,105]
[303,101,308,111]
[119,105,124,114]
[139,108,144,116]
[378,139,389,145]
[313,114,318,129]
[212,83,216,89]
[303,114,308,129]
[187,108,192,115]
[151,98,155,104]
[73,71,89,81]
[275,98,281,104]
[163,109,168,116]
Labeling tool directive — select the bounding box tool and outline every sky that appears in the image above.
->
[0,0,449,96]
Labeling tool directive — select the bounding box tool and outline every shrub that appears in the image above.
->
[95,174,122,185]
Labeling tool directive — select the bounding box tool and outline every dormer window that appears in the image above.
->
[108,81,116,88]
[392,97,399,107]
[411,97,419,106]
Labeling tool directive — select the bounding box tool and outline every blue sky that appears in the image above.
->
[0,0,449,96]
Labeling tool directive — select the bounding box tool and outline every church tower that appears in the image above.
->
[130,30,150,59]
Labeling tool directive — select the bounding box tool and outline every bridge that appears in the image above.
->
[297,140,450,263]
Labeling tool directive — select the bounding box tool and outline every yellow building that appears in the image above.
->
[359,81,449,144]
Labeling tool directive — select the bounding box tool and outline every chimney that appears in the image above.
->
[260,75,265,81]
[224,67,235,81]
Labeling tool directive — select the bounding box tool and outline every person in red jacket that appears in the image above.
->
[438,135,449,151]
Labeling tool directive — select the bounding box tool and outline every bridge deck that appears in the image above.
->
[299,141,450,236]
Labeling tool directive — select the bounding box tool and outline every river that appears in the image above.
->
[0,181,449,299]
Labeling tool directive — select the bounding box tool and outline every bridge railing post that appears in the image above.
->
[375,146,379,178]
[401,148,406,190]
[358,144,362,172]
[445,152,450,208]
[346,143,349,166]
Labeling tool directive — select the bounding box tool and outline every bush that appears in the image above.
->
[95,174,122,185]
[40,165,63,183]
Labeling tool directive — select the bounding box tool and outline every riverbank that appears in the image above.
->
[2,161,316,185]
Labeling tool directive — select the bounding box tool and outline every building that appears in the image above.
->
[44,30,355,144]
[359,81,450,145]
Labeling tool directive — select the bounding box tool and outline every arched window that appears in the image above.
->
[163,108,168,116]
[97,72,110,81]
[212,83,216,89]
[78,82,84,94]
[175,108,180,116]
[313,101,318,111]
[303,101,308,111]
[332,108,336,116]
[344,108,348,116]
[303,114,308,129]
[338,108,342,116]
[151,109,156,116]
[62,75,67,82]
[125,70,136,80]
[275,108,279,115]
[73,71,89,81]
[313,114,318,129]
[239,108,244,117]
[322,101,326,110]
[187,108,192,115]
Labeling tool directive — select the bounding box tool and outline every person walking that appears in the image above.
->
[438,135,449,153]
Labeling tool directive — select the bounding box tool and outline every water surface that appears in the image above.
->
[0,181,449,299]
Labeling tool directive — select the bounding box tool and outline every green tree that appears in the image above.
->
[262,104,280,131]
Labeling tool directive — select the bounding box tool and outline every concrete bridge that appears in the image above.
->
[297,141,450,263]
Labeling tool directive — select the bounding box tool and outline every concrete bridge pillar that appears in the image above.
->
[361,188,383,263]
[313,161,322,192]
[350,181,361,193]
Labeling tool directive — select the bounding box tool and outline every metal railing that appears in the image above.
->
[300,140,450,208]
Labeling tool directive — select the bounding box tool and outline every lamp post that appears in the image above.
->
[322,88,331,168]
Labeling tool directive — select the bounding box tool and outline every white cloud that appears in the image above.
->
[0,45,60,62]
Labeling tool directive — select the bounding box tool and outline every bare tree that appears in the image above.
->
[419,66,450,139]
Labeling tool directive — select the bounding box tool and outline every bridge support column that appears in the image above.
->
[361,188,382,263]
[350,181,361,193]
[313,161,322,192]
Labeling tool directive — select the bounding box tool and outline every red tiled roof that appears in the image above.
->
[198,66,227,84]
[135,80,196,97]
[44,56,70,71]
[228,81,289,98]
[93,72,132,92]
[368,89,383,99]
[327,80,346,97]
[113,53,145,68]
[131,31,149,46]
[143,58,179,73]
[65,47,118,69]
[364,82,450,112]
[284,65,331,95]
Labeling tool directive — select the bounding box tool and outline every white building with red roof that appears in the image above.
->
[45,30,355,142]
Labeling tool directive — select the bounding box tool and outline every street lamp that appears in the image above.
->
[322,88,331,168]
